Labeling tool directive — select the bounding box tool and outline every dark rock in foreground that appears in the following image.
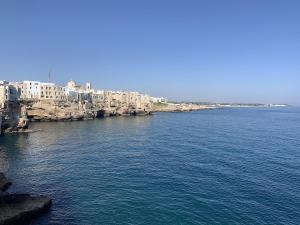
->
[0,194,52,225]
[0,173,11,192]
[0,173,52,225]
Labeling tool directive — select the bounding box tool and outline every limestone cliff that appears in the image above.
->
[0,102,28,134]
[25,100,151,122]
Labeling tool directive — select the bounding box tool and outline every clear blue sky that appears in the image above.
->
[0,0,299,105]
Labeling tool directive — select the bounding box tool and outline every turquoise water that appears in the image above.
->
[0,107,300,225]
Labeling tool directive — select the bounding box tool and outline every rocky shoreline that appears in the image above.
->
[0,100,152,134]
[152,102,219,112]
[0,100,218,134]
[0,173,52,225]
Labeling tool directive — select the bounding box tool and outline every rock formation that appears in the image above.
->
[1,99,215,134]
[25,100,152,122]
[152,102,218,112]
[0,173,52,225]
[0,173,11,192]
[0,102,28,134]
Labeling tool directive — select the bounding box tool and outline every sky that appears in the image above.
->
[0,0,299,105]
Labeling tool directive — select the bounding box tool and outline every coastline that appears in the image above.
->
[0,100,221,134]
[152,102,220,112]
[0,100,288,135]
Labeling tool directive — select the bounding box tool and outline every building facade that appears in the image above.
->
[10,81,66,101]
[2,79,157,111]
[0,81,19,108]
[40,83,66,100]
[151,97,168,103]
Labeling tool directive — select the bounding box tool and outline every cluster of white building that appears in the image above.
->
[0,80,167,110]
[0,81,19,108]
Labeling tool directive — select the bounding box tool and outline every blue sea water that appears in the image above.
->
[0,107,300,225]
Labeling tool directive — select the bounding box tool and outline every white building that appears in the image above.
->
[92,90,104,103]
[0,81,19,108]
[0,85,7,108]
[66,80,91,92]
[10,82,28,99]
[40,82,66,100]
[86,82,92,91]
[65,80,93,102]
[23,81,41,99]
[151,97,168,103]
[10,81,66,100]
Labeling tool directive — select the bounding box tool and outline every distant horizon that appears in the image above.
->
[1,0,299,105]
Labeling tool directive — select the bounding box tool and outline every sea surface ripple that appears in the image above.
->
[0,107,299,225]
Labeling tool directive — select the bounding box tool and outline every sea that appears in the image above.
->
[0,107,299,225]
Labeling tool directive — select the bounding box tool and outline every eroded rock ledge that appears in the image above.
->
[0,173,52,225]
[0,173,11,192]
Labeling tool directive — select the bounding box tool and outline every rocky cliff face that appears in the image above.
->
[25,100,107,122]
[0,102,28,134]
[24,100,152,122]
[0,99,152,134]
[0,173,11,192]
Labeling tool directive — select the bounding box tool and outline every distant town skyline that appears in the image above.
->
[0,0,299,105]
